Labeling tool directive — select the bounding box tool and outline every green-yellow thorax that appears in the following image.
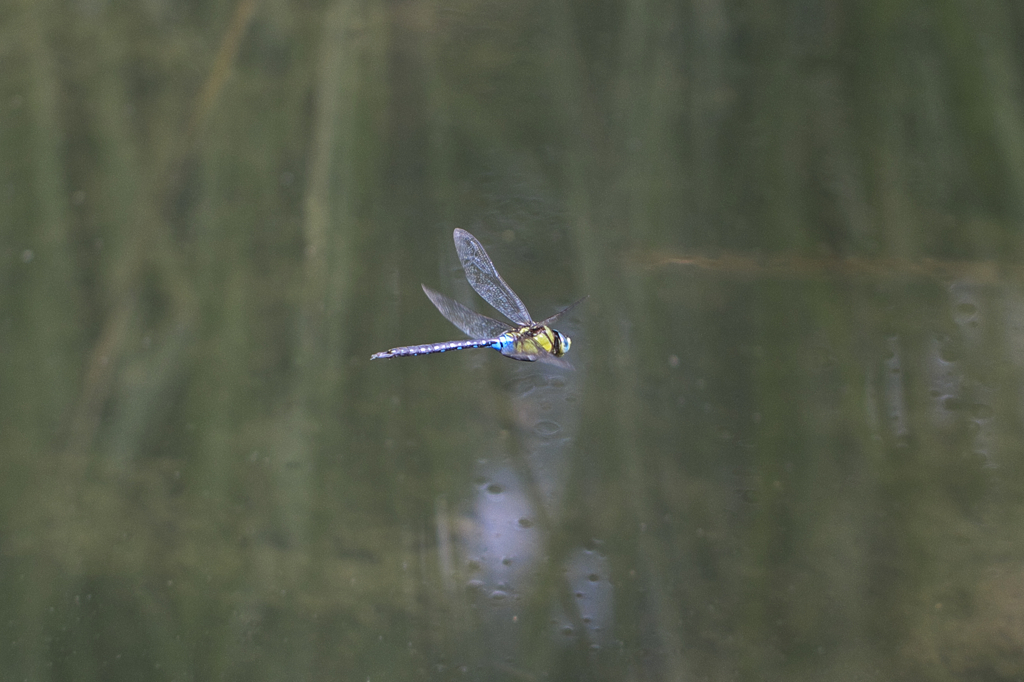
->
[499,325,571,359]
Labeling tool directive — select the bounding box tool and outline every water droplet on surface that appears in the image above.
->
[942,396,964,411]
[955,302,977,318]
[533,420,561,437]
[972,404,994,420]
[937,342,961,363]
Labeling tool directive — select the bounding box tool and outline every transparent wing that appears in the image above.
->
[453,228,533,325]
[538,295,590,327]
[422,285,511,339]
[506,349,574,370]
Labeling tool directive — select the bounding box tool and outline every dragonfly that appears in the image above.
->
[371,228,586,368]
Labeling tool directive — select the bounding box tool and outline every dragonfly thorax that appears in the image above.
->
[495,325,570,361]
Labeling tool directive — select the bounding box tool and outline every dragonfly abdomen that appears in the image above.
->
[371,337,501,360]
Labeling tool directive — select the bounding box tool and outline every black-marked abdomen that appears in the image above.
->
[371,337,499,359]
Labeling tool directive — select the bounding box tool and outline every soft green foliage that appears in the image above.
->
[3,0,1024,680]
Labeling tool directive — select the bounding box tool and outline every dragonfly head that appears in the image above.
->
[555,330,571,356]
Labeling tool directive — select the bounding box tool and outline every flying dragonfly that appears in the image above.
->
[371,228,586,368]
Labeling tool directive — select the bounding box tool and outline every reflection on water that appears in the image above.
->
[558,547,614,649]
[433,362,617,670]
[8,0,1024,679]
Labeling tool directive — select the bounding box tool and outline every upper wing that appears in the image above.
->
[453,229,533,325]
[538,295,589,327]
[422,285,511,339]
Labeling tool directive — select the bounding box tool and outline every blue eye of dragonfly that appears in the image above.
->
[371,229,586,369]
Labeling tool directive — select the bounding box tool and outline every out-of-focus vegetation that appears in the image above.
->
[4,0,1024,680]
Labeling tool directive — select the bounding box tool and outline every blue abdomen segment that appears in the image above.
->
[371,337,502,359]
[493,332,520,356]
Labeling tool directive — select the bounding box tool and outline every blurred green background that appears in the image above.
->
[4,0,1024,680]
